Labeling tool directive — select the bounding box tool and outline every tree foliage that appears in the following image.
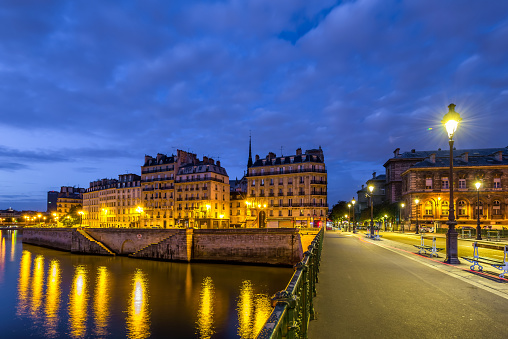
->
[329,201,353,222]
[62,204,83,227]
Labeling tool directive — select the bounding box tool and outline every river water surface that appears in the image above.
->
[0,229,293,338]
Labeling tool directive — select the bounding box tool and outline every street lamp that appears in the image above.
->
[442,103,462,264]
[37,214,42,226]
[368,185,374,236]
[400,203,405,233]
[352,198,356,233]
[475,181,482,240]
[347,203,352,231]
[384,214,388,231]
[136,206,144,228]
[414,199,420,234]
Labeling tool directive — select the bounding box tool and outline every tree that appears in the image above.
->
[329,201,351,223]
[62,204,83,227]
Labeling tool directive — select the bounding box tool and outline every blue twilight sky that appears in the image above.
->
[1,0,508,211]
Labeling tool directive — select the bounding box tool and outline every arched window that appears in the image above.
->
[493,200,502,215]
[425,202,433,215]
[457,200,467,216]
[440,201,449,216]
[475,200,484,216]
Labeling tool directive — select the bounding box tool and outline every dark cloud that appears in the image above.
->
[1,0,507,209]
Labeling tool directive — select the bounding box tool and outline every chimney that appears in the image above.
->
[203,156,208,164]
[430,153,436,164]
[372,171,376,179]
[255,155,260,161]
[394,148,400,157]
[145,155,152,164]
[411,149,416,153]
[296,148,302,156]
[496,150,503,161]
[209,158,215,165]
[156,153,163,162]
[216,160,221,167]
[461,152,468,162]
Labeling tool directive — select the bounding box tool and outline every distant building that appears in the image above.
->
[355,172,386,216]
[55,186,85,216]
[245,146,327,228]
[47,191,58,213]
[399,147,508,229]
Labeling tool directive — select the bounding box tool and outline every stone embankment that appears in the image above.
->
[22,227,316,266]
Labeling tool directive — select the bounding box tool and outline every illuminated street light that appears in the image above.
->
[475,181,482,240]
[384,214,388,231]
[442,103,462,264]
[368,185,374,236]
[347,203,352,232]
[400,203,405,233]
[78,211,84,227]
[414,198,420,234]
[351,198,356,233]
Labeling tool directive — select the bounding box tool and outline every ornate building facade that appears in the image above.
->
[245,147,327,228]
[399,147,508,229]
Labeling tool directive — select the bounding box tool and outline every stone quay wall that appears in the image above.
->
[22,228,306,266]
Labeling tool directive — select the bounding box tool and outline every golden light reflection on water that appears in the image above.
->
[17,250,31,315]
[127,269,150,339]
[30,255,45,318]
[94,266,110,337]
[45,260,61,337]
[237,280,272,338]
[11,230,17,261]
[0,237,5,282]
[68,265,88,338]
[196,276,215,339]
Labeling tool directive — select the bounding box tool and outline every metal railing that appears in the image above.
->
[257,228,324,339]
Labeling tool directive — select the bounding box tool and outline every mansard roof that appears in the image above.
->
[177,162,228,176]
[251,153,324,167]
[143,154,176,166]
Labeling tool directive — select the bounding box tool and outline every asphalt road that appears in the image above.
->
[307,232,508,338]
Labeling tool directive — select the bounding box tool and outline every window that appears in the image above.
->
[251,180,255,186]
[458,179,466,189]
[288,199,293,206]
[279,210,282,216]
[425,178,432,189]
[270,179,274,185]
[493,200,501,215]
[475,201,484,216]
[457,200,466,216]
[494,178,501,189]
[442,177,449,189]
[288,210,292,216]
[279,179,283,185]
[425,202,433,215]
[261,179,264,186]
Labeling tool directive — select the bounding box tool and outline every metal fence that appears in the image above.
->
[257,227,324,339]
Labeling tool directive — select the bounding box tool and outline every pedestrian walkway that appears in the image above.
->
[307,231,508,338]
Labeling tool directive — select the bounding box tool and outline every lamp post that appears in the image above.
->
[347,203,352,231]
[136,206,144,228]
[78,211,84,227]
[442,103,462,264]
[400,203,405,233]
[414,199,420,234]
[368,185,374,236]
[352,198,356,233]
[475,181,482,240]
[384,214,388,231]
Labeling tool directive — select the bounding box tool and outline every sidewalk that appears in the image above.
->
[307,231,508,338]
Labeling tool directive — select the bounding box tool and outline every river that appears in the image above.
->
[0,229,293,338]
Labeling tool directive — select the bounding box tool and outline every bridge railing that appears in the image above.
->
[257,227,324,339]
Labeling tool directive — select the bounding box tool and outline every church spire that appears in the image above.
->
[247,133,253,170]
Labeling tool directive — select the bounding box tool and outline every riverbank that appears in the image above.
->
[22,227,319,266]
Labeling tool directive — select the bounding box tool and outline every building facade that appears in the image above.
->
[399,147,508,229]
[245,147,327,228]
[55,186,85,217]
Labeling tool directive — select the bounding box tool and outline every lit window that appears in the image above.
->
[458,179,466,189]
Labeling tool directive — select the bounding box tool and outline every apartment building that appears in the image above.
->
[245,147,327,228]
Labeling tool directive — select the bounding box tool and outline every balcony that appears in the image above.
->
[247,168,327,177]
[278,193,284,196]
[310,180,327,185]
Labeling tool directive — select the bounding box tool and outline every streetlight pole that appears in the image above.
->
[400,203,405,233]
[347,203,351,231]
[443,103,461,264]
[384,214,388,231]
[415,199,420,234]
[368,185,374,237]
[352,198,356,233]
[475,181,482,240]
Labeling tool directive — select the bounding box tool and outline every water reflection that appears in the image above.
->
[196,276,215,339]
[0,236,5,282]
[30,255,45,318]
[237,280,272,338]
[126,268,150,339]
[45,260,61,337]
[94,266,110,337]
[11,230,17,261]
[17,250,31,316]
[68,265,89,338]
